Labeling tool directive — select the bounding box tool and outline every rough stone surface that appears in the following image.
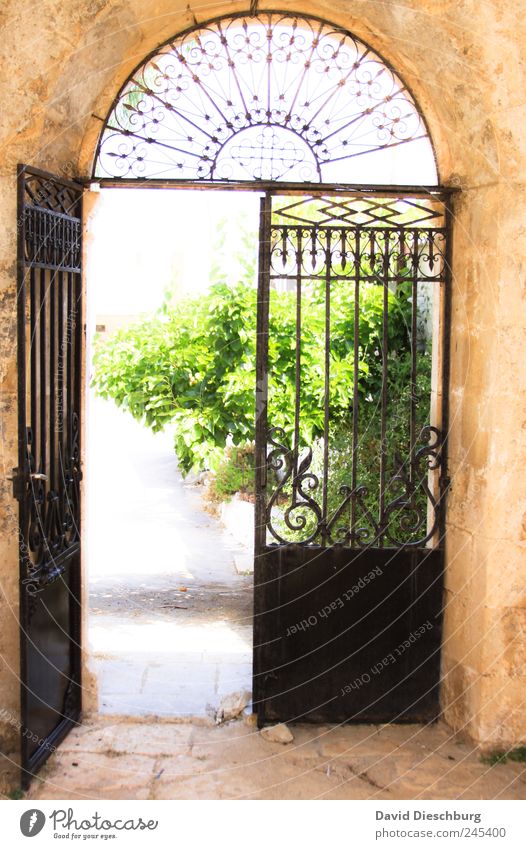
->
[215,691,252,725]
[1,0,526,792]
[12,718,525,801]
[260,724,295,745]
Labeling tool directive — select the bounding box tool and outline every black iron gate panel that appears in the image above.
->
[253,192,450,725]
[14,165,83,786]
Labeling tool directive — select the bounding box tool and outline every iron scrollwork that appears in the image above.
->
[266,427,322,544]
[20,414,82,619]
[381,425,444,547]
[261,193,447,552]
[265,425,444,548]
[17,164,84,783]
[18,168,83,622]
[25,207,81,271]
[95,13,433,183]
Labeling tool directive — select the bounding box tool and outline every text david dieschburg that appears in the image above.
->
[376,810,482,824]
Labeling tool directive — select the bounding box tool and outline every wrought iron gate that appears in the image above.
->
[253,191,451,725]
[14,165,83,786]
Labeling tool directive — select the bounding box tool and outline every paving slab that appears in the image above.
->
[26,752,156,801]
[22,717,526,801]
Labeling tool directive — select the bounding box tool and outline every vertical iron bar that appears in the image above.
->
[351,229,360,542]
[254,192,272,554]
[58,269,65,520]
[30,267,37,474]
[253,191,272,726]
[39,267,47,512]
[49,266,56,496]
[379,231,389,543]
[293,227,302,482]
[72,236,83,704]
[74,267,82,440]
[73,264,81,498]
[409,230,418,483]
[66,271,73,523]
[16,166,29,783]
[439,201,453,546]
[321,228,331,536]
[266,24,271,129]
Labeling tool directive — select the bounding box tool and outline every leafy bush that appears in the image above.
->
[92,260,436,542]
[207,445,255,502]
[269,348,432,542]
[92,275,417,476]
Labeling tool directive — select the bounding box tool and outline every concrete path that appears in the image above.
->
[25,717,526,800]
[86,395,253,718]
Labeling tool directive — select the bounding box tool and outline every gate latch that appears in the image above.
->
[7,468,25,501]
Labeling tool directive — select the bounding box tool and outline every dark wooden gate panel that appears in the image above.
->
[255,546,443,725]
[14,165,83,786]
[253,192,451,726]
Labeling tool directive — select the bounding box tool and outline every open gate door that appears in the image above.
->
[253,191,450,726]
[14,165,83,786]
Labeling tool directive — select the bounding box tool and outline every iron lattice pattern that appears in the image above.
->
[18,169,83,608]
[95,13,433,182]
[271,195,445,229]
[261,195,447,548]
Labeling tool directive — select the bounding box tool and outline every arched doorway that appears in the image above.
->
[16,11,454,785]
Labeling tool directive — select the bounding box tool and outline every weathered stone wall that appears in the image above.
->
[1,0,525,779]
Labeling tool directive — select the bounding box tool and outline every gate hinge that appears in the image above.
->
[7,467,25,501]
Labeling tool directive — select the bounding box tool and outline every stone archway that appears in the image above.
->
[86,12,453,730]
[18,12,454,780]
[1,1,525,796]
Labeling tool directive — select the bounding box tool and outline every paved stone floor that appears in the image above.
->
[87,396,252,717]
[18,718,526,801]
[8,400,521,802]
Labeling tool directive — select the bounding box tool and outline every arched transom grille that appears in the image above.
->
[94,13,437,184]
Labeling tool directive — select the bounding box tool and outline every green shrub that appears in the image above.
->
[92,266,436,542]
[269,348,432,543]
[208,445,255,502]
[92,277,417,478]
[481,746,526,766]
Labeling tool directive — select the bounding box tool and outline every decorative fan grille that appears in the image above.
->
[94,13,436,184]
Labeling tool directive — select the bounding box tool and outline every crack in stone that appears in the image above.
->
[346,761,389,792]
